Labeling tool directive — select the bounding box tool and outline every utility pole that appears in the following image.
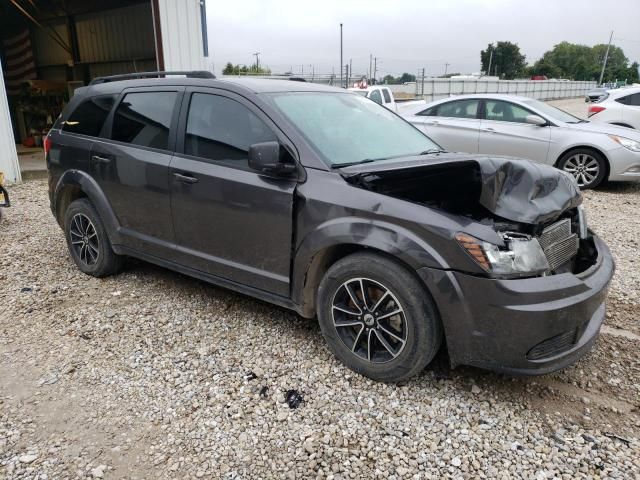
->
[373,57,378,84]
[444,63,450,77]
[349,58,352,87]
[339,23,343,88]
[252,52,260,71]
[599,30,614,86]
[421,68,425,96]
[369,54,373,83]
[345,64,349,88]
[487,48,493,77]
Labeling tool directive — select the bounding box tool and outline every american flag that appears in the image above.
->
[2,29,37,96]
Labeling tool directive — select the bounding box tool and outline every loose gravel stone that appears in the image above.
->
[1,142,639,478]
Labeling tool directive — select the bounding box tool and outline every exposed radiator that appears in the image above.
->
[539,218,579,271]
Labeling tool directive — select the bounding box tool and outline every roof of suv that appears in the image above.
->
[80,76,343,97]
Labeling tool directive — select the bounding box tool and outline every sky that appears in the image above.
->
[206,0,640,78]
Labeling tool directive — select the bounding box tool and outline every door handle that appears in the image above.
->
[91,154,111,164]
[173,172,199,184]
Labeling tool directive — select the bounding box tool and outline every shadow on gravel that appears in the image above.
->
[595,181,640,194]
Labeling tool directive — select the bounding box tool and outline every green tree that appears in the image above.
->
[530,42,639,83]
[382,73,416,84]
[222,62,235,75]
[382,74,396,84]
[398,72,416,83]
[480,41,526,79]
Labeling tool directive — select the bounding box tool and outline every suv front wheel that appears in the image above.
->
[317,252,442,382]
[64,198,124,277]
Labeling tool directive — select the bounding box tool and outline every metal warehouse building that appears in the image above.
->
[0,0,210,183]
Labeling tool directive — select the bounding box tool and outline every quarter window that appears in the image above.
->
[111,92,177,150]
[435,99,479,119]
[184,93,277,164]
[616,93,640,106]
[382,89,392,103]
[369,90,383,105]
[62,95,116,137]
[485,100,532,123]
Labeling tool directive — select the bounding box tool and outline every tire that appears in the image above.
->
[316,252,443,383]
[557,148,607,189]
[64,198,124,277]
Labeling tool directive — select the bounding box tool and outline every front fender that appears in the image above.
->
[291,216,450,316]
[53,170,122,244]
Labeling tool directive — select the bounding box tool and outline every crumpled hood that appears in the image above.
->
[340,153,582,225]
[475,156,582,224]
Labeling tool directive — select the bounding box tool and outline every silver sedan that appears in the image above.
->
[401,94,640,188]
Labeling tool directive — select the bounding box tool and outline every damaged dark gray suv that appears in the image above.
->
[47,72,614,382]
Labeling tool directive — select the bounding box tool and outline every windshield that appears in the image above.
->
[522,99,584,124]
[267,92,440,166]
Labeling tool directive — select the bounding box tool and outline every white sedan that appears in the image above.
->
[401,94,640,188]
[587,86,640,130]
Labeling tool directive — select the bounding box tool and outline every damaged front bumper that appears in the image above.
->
[418,234,614,374]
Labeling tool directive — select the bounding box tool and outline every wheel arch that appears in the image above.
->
[292,222,446,319]
[53,170,121,244]
[554,145,611,181]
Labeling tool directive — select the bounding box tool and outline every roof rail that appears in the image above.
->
[89,70,215,86]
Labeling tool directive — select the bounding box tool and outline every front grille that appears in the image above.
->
[539,218,579,271]
[526,329,578,360]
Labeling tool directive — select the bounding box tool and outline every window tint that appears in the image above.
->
[111,92,177,150]
[369,90,383,105]
[485,100,532,123]
[185,93,277,164]
[617,93,640,106]
[435,99,479,119]
[416,106,437,116]
[62,95,116,137]
[382,88,392,103]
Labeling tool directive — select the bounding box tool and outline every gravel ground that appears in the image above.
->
[1,123,639,478]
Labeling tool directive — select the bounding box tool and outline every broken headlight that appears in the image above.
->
[456,232,549,278]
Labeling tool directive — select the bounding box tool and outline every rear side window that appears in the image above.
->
[369,90,383,105]
[382,89,392,103]
[616,93,640,106]
[111,92,177,150]
[435,99,479,119]
[184,93,276,164]
[62,95,116,137]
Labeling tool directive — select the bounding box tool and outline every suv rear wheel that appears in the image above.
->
[64,198,124,277]
[317,252,442,382]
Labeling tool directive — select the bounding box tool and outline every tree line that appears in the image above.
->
[222,62,271,75]
[480,41,639,83]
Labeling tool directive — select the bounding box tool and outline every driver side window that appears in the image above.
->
[184,93,277,165]
[485,100,532,123]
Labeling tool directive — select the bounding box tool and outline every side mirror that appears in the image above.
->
[248,141,297,176]
[525,114,547,126]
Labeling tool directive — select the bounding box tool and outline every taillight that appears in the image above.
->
[588,105,606,117]
[43,135,52,156]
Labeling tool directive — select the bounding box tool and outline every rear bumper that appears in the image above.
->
[418,235,614,374]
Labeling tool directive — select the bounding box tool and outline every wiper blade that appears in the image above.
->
[419,149,445,155]
[331,159,379,169]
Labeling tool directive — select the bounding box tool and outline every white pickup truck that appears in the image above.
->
[347,86,425,113]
